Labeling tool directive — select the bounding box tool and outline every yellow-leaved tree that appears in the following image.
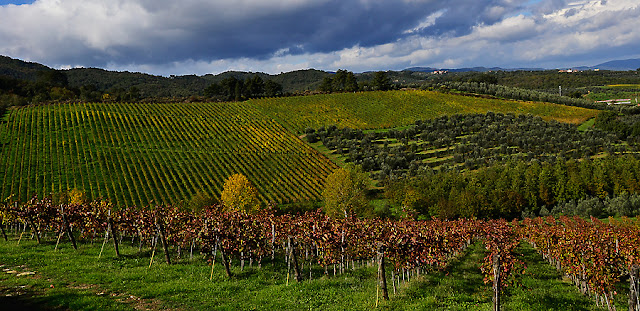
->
[322,164,371,218]
[220,174,261,213]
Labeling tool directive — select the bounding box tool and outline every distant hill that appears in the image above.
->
[2,54,639,100]
[0,55,51,80]
[593,59,640,71]
[405,66,545,72]
[0,55,331,96]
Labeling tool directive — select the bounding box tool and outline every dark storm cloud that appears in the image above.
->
[0,0,528,68]
[1,0,639,75]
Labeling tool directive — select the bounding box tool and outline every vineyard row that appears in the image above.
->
[1,199,639,310]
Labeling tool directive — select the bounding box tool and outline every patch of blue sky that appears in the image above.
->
[0,0,35,6]
[512,0,544,17]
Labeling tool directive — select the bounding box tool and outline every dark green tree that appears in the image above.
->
[319,76,334,92]
[204,82,222,97]
[36,70,68,88]
[372,71,391,91]
[244,75,264,98]
[345,71,359,92]
[264,80,283,97]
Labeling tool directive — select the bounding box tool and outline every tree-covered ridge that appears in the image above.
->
[0,102,337,207]
[250,90,598,133]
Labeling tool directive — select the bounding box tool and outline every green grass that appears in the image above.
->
[249,90,600,133]
[577,118,596,132]
[0,232,627,310]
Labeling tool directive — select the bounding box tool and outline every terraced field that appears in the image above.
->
[0,102,337,207]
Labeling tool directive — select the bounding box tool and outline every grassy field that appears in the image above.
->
[0,102,337,207]
[0,233,624,310]
[250,90,600,133]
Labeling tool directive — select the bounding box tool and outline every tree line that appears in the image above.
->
[384,156,640,220]
[318,69,393,93]
[204,75,283,101]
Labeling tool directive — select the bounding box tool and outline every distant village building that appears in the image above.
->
[432,70,448,75]
[558,69,580,73]
[596,99,632,105]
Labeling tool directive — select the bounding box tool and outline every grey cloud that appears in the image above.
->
[0,0,530,69]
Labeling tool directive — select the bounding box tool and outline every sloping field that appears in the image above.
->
[249,90,600,133]
[0,102,337,207]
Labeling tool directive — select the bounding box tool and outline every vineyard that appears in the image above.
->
[249,90,600,133]
[0,199,639,310]
[0,102,337,207]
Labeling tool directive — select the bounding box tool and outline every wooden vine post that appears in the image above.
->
[220,248,233,278]
[0,210,7,241]
[107,210,120,257]
[155,215,171,265]
[27,215,41,244]
[288,236,302,282]
[60,206,77,250]
[493,254,501,311]
[377,243,389,302]
[630,264,639,311]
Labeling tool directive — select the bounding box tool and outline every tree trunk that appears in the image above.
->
[0,215,7,241]
[108,211,119,257]
[220,248,233,278]
[377,243,389,301]
[60,207,77,250]
[288,237,302,282]
[156,217,171,265]
[27,216,41,244]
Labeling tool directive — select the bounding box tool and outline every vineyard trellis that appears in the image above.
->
[0,102,338,207]
[3,199,639,309]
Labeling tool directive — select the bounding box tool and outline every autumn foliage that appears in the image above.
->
[221,174,261,213]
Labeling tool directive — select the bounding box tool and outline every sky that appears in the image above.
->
[0,0,639,76]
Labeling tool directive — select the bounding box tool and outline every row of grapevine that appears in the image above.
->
[4,198,640,309]
[1,198,528,309]
[11,199,639,310]
[0,102,338,206]
[248,90,599,133]
[522,216,640,311]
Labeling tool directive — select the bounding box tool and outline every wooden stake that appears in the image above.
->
[493,254,501,311]
[629,264,639,311]
[27,216,41,244]
[17,231,24,245]
[289,237,302,282]
[0,213,8,241]
[377,243,389,301]
[98,230,109,259]
[149,236,158,268]
[54,230,64,251]
[108,210,120,258]
[156,216,171,265]
[219,248,232,278]
[210,242,218,281]
[60,206,77,250]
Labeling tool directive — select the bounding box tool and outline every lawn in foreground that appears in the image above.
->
[0,233,620,310]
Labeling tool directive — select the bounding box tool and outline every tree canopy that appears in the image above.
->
[322,164,370,218]
[220,174,261,214]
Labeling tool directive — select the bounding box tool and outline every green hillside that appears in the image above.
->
[0,90,602,207]
[250,90,600,133]
[0,102,337,207]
